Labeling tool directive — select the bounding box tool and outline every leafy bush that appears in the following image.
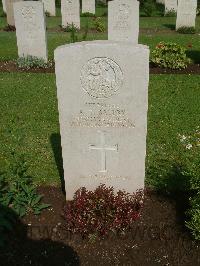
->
[63,184,143,238]
[196,8,200,16]
[151,42,191,69]
[94,17,106,32]
[16,56,51,69]
[143,0,156,17]
[81,12,95,17]
[0,151,50,217]
[165,10,176,17]
[62,23,79,33]
[177,26,196,34]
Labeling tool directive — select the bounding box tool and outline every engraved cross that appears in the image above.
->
[89,130,118,173]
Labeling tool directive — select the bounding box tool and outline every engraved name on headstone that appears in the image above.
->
[61,0,80,29]
[176,0,197,30]
[82,0,95,14]
[108,0,139,43]
[55,41,149,199]
[14,1,47,61]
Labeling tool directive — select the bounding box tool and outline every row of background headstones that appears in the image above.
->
[157,0,197,21]
[3,0,198,62]
[4,0,97,26]
[10,0,140,62]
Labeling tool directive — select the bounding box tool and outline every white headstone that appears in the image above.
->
[156,0,165,4]
[176,0,197,30]
[6,0,20,26]
[14,1,48,61]
[82,0,95,14]
[2,0,6,13]
[54,41,149,200]
[165,0,177,14]
[42,0,56,16]
[108,0,139,44]
[61,0,80,29]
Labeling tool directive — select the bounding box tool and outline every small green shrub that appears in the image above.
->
[196,8,200,16]
[16,56,51,69]
[69,23,78,43]
[165,10,176,17]
[0,151,50,217]
[177,26,196,34]
[81,12,95,17]
[94,17,106,32]
[62,23,79,33]
[143,0,156,17]
[151,42,191,69]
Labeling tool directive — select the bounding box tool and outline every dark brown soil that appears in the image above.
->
[0,186,199,266]
[150,63,200,74]
[0,61,55,73]
[0,61,200,74]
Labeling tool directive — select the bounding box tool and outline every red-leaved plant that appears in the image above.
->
[63,184,143,238]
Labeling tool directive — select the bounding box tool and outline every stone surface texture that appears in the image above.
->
[176,0,197,29]
[14,1,47,61]
[108,0,139,44]
[42,0,56,16]
[2,0,6,13]
[6,0,20,26]
[61,0,80,28]
[82,0,95,14]
[165,0,177,13]
[55,41,149,200]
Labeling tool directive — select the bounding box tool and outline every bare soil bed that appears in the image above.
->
[0,61,199,75]
[0,186,199,266]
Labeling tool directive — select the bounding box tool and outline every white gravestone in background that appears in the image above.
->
[156,0,165,4]
[61,0,80,29]
[176,0,197,30]
[108,0,139,44]
[6,0,20,26]
[55,41,149,200]
[82,0,95,14]
[42,0,56,16]
[2,0,6,13]
[14,1,48,61]
[165,0,177,14]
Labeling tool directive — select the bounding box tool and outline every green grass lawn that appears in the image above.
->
[0,73,199,187]
[0,31,199,63]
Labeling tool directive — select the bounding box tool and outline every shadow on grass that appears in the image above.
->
[0,204,80,265]
[50,133,65,194]
[187,50,200,64]
[147,164,191,228]
[162,24,175,30]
